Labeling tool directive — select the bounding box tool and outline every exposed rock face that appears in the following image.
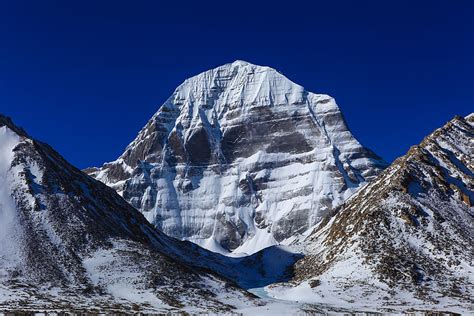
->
[291,114,473,310]
[0,115,257,313]
[87,60,387,254]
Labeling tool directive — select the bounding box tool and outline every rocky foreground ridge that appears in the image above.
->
[276,114,473,312]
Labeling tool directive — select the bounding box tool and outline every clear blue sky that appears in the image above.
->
[1,1,472,168]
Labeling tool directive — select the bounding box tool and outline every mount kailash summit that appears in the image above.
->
[86,60,387,255]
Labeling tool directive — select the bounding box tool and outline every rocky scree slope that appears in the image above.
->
[86,60,387,254]
[0,115,258,313]
[288,114,473,311]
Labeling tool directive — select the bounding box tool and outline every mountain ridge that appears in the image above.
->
[0,115,262,313]
[265,114,474,313]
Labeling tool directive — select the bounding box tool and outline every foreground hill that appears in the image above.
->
[267,114,474,313]
[0,114,260,313]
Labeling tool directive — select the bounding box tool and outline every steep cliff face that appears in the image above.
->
[0,115,257,313]
[284,114,473,312]
[86,60,387,254]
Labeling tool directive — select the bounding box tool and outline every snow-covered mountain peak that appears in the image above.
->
[231,59,251,66]
[87,61,387,254]
[169,60,313,116]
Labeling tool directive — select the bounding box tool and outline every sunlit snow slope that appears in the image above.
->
[86,60,387,254]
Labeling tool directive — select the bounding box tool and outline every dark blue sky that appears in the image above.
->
[1,1,472,168]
